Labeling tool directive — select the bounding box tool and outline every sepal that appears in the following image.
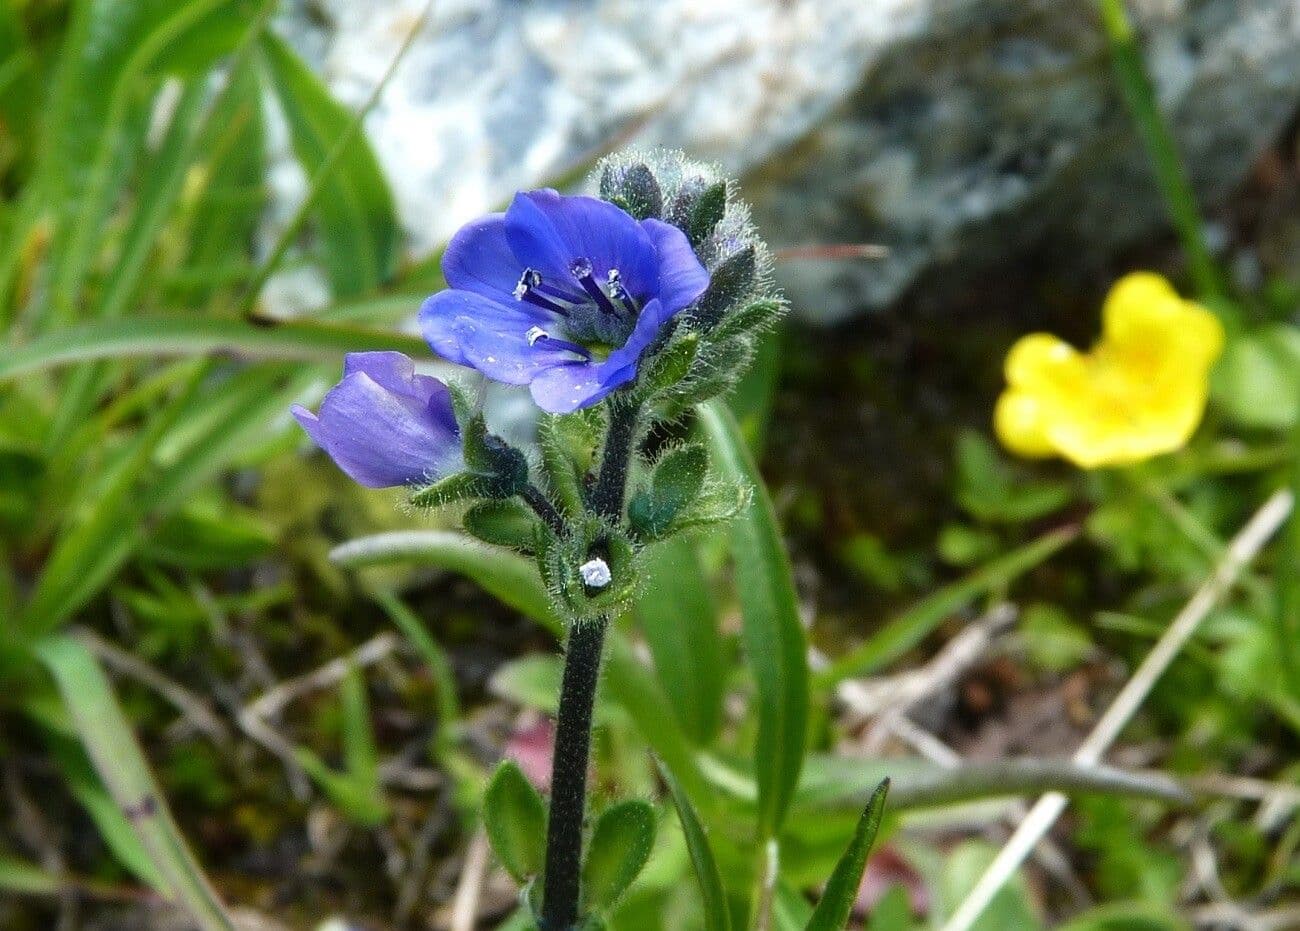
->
[464,499,544,554]
[627,443,708,540]
[537,517,638,623]
[538,410,604,516]
[599,161,663,220]
[462,414,530,498]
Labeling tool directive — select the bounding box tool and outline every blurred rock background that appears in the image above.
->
[277,0,1300,322]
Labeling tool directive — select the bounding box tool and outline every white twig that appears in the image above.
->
[940,489,1293,931]
[448,828,490,931]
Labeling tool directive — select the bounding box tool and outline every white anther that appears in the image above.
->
[579,557,612,589]
[526,326,548,346]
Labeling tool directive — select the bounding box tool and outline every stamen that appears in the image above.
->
[606,268,638,314]
[570,257,622,317]
[513,267,542,300]
[516,285,572,317]
[524,327,593,361]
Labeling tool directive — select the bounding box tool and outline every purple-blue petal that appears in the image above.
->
[440,212,519,302]
[504,190,659,301]
[642,218,710,312]
[293,355,461,488]
[420,290,545,367]
[527,298,671,414]
[421,288,581,386]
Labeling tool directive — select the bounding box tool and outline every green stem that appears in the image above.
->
[1095,0,1226,307]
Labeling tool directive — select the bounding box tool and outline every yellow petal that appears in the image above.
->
[1102,271,1224,368]
[1003,333,1086,392]
[994,390,1055,458]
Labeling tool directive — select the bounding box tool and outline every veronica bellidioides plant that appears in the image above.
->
[295,151,887,930]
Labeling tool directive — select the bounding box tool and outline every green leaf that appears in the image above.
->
[660,765,731,931]
[1056,904,1190,931]
[258,32,398,297]
[331,530,562,634]
[35,635,236,931]
[635,538,725,744]
[815,525,1077,687]
[940,842,1042,931]
[699,401,808,839]
[340,663,383,811]
[953,430,1071,524]
[804,779,889,931]
[484,761,547,883]
[1213,323,1300,429]
[0,316,429,381]
[0,856,60,896]
[582,800,657,912]
[48,740,163,890]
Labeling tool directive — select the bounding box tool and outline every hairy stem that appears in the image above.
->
[590,399,640,521]
[521,483,566,536]
[540,616,609,930]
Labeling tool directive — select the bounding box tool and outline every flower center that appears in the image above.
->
[513,260,639,354]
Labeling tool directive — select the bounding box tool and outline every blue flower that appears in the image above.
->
[292,352,461,488]
[420,189,710,413]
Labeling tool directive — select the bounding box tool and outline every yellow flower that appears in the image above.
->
[994,272,1225,469]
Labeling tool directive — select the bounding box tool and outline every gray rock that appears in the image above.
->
[275,0,1300,322]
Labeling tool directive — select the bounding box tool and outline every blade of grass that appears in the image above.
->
[1278,422,1300,698]
[815,525,1077,688]
[1094,0,1226,307]
[36,634,237,931]
[0,315,430,380]
[661,763,732,931]
[804,779,889,931]
[636,537,726,744]
[243,1,432,309]
[699,401,808,841]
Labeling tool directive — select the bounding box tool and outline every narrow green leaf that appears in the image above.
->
[48,740,163,891]
[635,538,725,744]
[582,800,656,912]
[293,746,388,827]
[331,530,562,634]
[374,591,460,737]
[258,32,398,297]
[340,662,382,806]
[484,760,547,883]
[699,401,808,839]
[0,316,429,381]
[0,856,60,896]
[815,525,1077,687]
[805,779,889,931]
[661,765,732,931]
[35,635,236,931]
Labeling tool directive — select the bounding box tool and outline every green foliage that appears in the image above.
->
[485,760,548,883]
[805,779,890,931]
[582,800,657,912]
[699,401,809,841]
[36,635,236,930]
[258,32,398,297]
